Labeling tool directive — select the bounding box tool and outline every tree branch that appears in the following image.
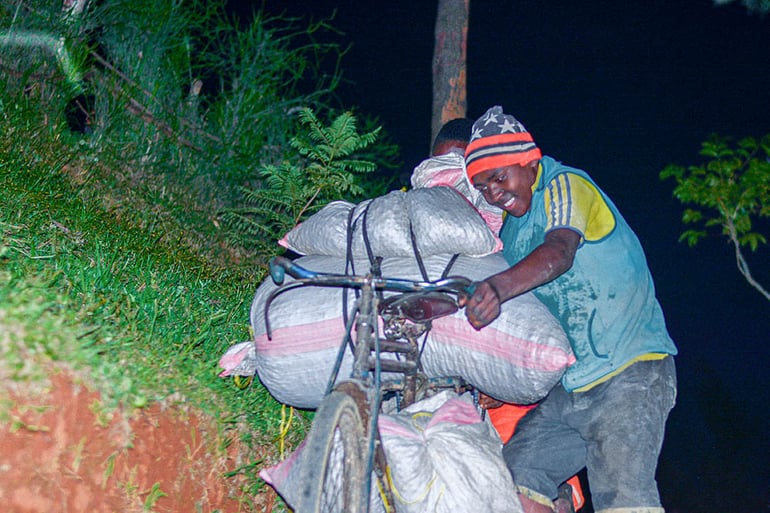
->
[294,186,321,225]
[726,216,770,301]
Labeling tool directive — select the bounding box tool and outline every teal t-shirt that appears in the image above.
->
[500,156,677,391]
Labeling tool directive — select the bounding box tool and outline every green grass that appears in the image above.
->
[0,111,309,504]
[0,4,376,506]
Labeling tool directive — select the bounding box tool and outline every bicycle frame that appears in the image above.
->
[266,255,476,513]
[267,256,474,391]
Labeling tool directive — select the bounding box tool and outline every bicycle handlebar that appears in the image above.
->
[269,256,476,297]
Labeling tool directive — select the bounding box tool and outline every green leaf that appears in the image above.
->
[222,107,383,253]
[661,133,769,293]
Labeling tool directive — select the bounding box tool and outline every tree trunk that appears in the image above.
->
[431,0,469,145]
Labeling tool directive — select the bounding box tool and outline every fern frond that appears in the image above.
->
[227,107,385,250]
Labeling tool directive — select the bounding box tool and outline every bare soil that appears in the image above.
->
[0,367,278,513]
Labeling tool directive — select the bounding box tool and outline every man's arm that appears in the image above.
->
[462,228,581,330]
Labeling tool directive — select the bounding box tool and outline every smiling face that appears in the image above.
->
[471,159,539,217]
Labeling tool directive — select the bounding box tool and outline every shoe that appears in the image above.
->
[554,483,575,513]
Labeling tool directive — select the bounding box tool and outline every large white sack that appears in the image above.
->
[279,187,502,258]
[377,391,523,513]
[410,152,504,235]
[250,254,574,408]
[249,255,402,409]
[259,391,523,513]
[415,253,574,405]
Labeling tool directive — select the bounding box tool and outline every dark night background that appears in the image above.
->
[237,1,770,510]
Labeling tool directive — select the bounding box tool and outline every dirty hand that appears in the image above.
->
[460,280,501,330]
[478,392,504,410]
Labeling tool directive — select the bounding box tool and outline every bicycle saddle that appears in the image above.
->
[379,292,459,323]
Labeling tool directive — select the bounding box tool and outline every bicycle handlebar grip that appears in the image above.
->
[268,256,290,284]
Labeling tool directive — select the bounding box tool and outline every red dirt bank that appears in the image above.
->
[0,369,276,512]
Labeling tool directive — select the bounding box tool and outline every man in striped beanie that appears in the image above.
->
[461,106,678,513]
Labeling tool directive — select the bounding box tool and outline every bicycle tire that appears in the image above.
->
[296,390,369,513]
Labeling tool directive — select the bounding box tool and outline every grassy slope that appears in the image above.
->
[0,119,309,505]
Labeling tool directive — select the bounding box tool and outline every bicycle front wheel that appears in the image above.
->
[296,390,370,513]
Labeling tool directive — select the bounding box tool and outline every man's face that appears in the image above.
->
[471,160,538,217]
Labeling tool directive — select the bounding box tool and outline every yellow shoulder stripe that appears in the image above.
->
[543,174,615,242]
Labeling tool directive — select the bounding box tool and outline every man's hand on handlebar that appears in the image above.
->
[458,280,501,330]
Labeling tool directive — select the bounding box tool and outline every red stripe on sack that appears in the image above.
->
[254,317,348,356]
[426,398,482,429]
[430,316,575,371]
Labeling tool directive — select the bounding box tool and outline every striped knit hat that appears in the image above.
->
[464,106,542,181]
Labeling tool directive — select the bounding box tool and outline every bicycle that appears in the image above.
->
[265,255,479,513]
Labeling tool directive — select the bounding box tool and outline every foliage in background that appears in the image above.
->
[0,0,401,275]
[0,1,402,508]
[221,107,389,256]
[0,0,399,206]
[0,108,305,507]
[660,134,770,301]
